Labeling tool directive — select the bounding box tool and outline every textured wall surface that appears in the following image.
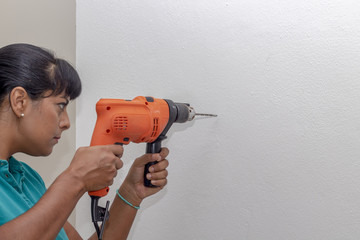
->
[76,0,360,239]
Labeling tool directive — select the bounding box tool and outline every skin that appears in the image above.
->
[0,87,169,239]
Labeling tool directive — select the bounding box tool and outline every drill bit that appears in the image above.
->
[195,113,218,117]
[186,106,217,121]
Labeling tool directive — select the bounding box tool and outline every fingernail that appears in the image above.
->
[149,166,155,173]
[147,173,152,180]
[153,154,161,161]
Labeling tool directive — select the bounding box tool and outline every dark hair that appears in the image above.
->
[0,43,82,104]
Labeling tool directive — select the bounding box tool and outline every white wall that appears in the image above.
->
[76,0,360,239]
[0,0,77,226]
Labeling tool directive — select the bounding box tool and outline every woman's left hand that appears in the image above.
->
[118,148,170,206]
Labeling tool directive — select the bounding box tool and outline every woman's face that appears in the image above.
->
[19,91,70,156]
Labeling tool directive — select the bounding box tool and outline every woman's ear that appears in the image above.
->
[9,87,29,118]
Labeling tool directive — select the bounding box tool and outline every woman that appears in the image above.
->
[0,43,169,239]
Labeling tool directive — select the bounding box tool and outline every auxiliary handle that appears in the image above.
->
[144,136,166,187]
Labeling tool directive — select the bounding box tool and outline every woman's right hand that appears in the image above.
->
[65,145,124,193]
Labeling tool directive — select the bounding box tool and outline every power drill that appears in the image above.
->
[88,96,217,239]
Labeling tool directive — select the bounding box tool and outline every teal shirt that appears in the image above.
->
[0,157,68,240]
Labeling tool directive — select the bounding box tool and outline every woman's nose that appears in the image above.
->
[60,110,70,130]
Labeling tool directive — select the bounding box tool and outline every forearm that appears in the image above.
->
[88,150,169,240]
[0,169,85,240]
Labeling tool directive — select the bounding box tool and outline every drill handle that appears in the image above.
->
[88,143,123,197]
[144,136,166,187]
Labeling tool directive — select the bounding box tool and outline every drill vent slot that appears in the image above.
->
[113,116,128,131]
[151,118,159,137]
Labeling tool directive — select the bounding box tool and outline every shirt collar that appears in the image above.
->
[0,156,25,173]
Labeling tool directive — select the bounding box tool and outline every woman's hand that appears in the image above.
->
[119,148,170,206]
[65,145,124,193]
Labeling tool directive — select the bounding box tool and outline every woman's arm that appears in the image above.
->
[89,148,169,240]
[0,145,123,240]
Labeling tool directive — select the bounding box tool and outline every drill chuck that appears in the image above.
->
[174,102,217,122]
[174,103,196,123]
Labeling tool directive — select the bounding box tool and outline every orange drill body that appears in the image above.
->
[89,96,171,197]
[90,96,170,146]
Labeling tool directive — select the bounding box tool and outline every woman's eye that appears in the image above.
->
[58,103,66,110]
